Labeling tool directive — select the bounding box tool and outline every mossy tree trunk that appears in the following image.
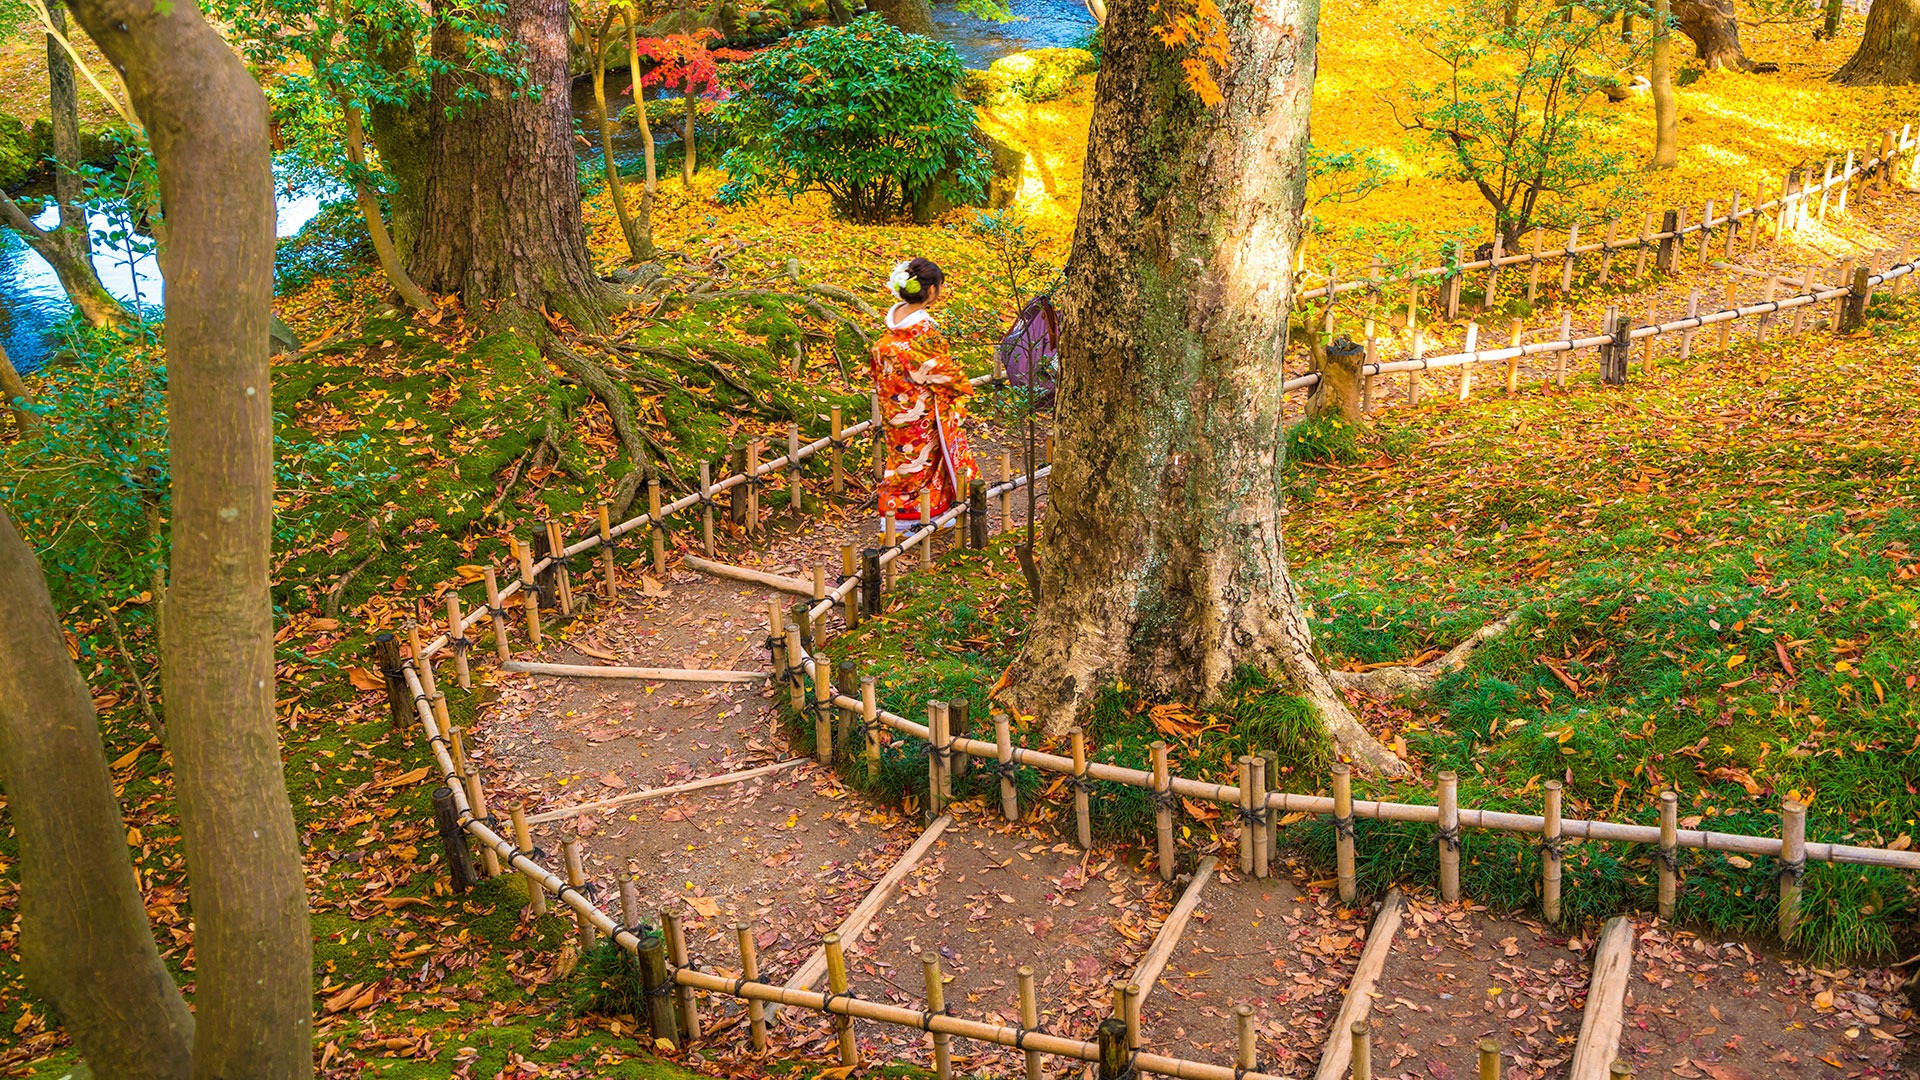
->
[1000,0,1402,773]
[1672,0,1760,70]
[868,0,936,35]
[1651,0,1678,167]
[364,19,431,257]
[409,0,616,328]
[1832,0,1920,84]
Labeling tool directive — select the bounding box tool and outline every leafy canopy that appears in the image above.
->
[716,15,989,224]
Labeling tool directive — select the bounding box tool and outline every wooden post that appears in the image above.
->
[1018,966,1042,1080]
[1484,232,1504,310]
[1895,240,1910,297]
[1657,790,1678,920]
[1072,727,1092,849]
[1543,780,1563,925]
[927,701,946,817]
[1560,221,1579,292]
[1502,320,1521,392]
[998,451,1013,535]
[1843,264,1871,331]
[482,567,511,662]
[1749,176,1764,252]
[1819,158,1834,221]
[1633,213,1651,278]
[1442,241,1463,320]
[861,677,880,783]
[563,835,596,948]
[514,537,542,647]
[646,472,666,576]
[835,659,858,757]
[1724,191,1741,257]
[698,462,715,556]
[371,633,409,730]
[787,423,804,516]
[783,623,806,713]
[922,951,951,1079]
[1480,1040,1501,1080]
[638,929,679,1048]
[1458,321,1477,401]
[1525,228,1543,302]
[745,439,762,537]
[1555,310,1571,389]
[1880,129,1895,191]
[1097,1017,1131,1080]
[1656,209,1678,272]
[1641,295,1657,368]
[1152,740,1175,882]
[1720,279,1738,351]
[860,546,882,617]
[968,478,989,549]
[663,909,701,1040]
[933,700,953,801]
[1754,276,1777,341]
[408,625,437,705]
[917,490,933,571]
[825,933,859,1066]
[1333,762,1356,902]
[431,786,479,893]
[1250,753,1270,879]
[1600,305,1626,387]
[597,502,618,597]
[467,771,502,878]
[996,713,1019,822]
[736,923,768,1052]
[830,405,845,496]
[1780,800,1806,943]
[1233,1003,1257,1071]
[545,520,573,616]
[528,527,557,615]
[510,803,547,917]
[1437,770,1460,903]
[1679,290,1698,359]
[1237,757,1255,875]
[448,725,471,782]
[814,659,833,766]
[1598,217,1616,283]
[1409,327,1424,404]
[1698,199,1714,264]
[1122,982,1142,1049]
[1841,151,1855,217]
[883,513,897,591]
[1351,1020,1372,1080]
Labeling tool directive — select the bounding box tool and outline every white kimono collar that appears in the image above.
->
[886,304,934,331]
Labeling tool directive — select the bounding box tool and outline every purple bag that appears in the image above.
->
[995,295,1058,399]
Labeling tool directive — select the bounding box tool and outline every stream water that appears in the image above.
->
[0,0,1079,374]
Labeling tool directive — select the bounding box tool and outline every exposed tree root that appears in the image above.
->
[1328,610,1521,698]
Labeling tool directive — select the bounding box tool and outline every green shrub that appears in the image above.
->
[716,15,989,223]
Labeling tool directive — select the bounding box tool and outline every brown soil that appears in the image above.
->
[1366,897,1587,1080]
[1135,869,1367,1077]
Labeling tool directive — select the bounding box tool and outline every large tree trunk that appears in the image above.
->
[868,0,937,35]
[409,0,616,328]
[0,509,194,1078]
[999,0,1402,773]
[1832,0,1920,84]
[63,0,314,1074]
[364,20,431,257]
[1673,0,1765,70]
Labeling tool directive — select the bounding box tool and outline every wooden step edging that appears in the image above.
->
[523,759,808,825]
[1129,856,1217,1013]
[502,659,768,682]
[1312,889,1405,1080]
[1567,916,1636,1080]
[681,554,817,597]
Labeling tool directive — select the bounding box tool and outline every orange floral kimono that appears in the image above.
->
[871,305,979,520]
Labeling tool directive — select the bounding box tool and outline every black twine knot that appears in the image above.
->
[1333,814,1356,841]
[1780,857,1806,887]
[1436,825,1462,852]
[1537,834,1565,859]
[994,759,1020,780]
[1151,789,1180,811]
[1070,774,1095,794]
[1654,847,1680,874]
[1236,806,1268,827]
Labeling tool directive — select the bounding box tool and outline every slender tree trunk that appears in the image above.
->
[364,20,430,256]
[0,190,128,326]
[682,89,696,187]
[624,9,658,256]
[0,342,36,430]
[0,510,195,1079]
[868,0,936,34]
[45,1,88,244]
[409,0,617,328]
[1832,0,1920,84]
[999,0,1401,773]
[62,0,314,1075]
[1672,0,1762,70]
[593,12,647,261]
[1652,0,1678,167]
[340,97,435,309]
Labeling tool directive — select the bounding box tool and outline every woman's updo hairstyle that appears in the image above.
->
[887,257,945,303]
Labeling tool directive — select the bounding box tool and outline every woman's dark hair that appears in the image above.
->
[891,257,946,302]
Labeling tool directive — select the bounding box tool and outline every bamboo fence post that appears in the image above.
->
[1680,290,1698,359]
[1835,260,1857,330]
[1526,228,1543,302]
[372,634,407,730]
[996,713,1019,822]
[594,501,616,597]
[862,676,880,783]
[1262,750,1280,859]
[514,537,542,647]
[917,490,934,570]
[1780,800,1806,943]
[1152,741,1175,881]
[1720,279,1738,351]
[1750,176,1765,252]
[923,951,952,1079]
[1484,232,1504,310]
[883,513,897,591]
[1351,1020,1373,1080]
[1755,276,1777,341]
[1642,295,1657,368]
[1780,169,1798,235]
[1236,1004,1257,1072]
[1658,790,1678,920]
[467,771,501,878]
[1698,199,1714,264]
[664,909,701,1040]
[1123,982,1143,1049]
[408,624,436,701]
[1238,756,1255,875]
[545,520,574,616]
[1633,213,1651,278]
[787,423,803,516]
[510,803,547,916]
[840,544,858,628]
[698,462,715,556]
[1895,240,1910,297]
[869,394,884,487]
[443,593,471,689]
[1249,755,1270,879]
[1072,727,1092,849]
[1409,327,1424,404]
[825,933,859,1066]
[767,598,786,686]
[784,623,806,713]
[1543,780,1563,925]
[481,567,511,662]
[1362,319,1377,413]
[1504,320,1522,392]
[563,834,595,948]
[736,923,768,1051]
[646,472,666,576]
[1561,221,1579,292]
[835,659,858,757]
[1480,1040,1501,1080]
[1555,310,1571,388]
[1322,263,1338,335]
[926,701,945,816]
[998,451,1013,535]
[830,405,845,496]
[745,438,762,537]
[934,699,953,801]
[1437,771,1461,902]
[1723,191,1741,257]
[1791,267,1811,333]
[1844,264,1872,331]
[638,928,678,1047]
[1459,321,1477,401]
[1018,966,1043,1080]
[430,695,454,753]
[813,659,834,766]
[948,697,970,779]
[448,725,471,783]
[1881,129,1895,191]
[1443,241,1463,320]
[1333,763,1356,902]
[1097,1018,1129,1080]
[1841,150,1855,216]
[1599,217,1617,283]
[431,786,478,893]
[812,568,827,643]
[1611,1061,1633,1078]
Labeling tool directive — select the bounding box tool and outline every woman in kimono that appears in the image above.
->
[871,258,979,521]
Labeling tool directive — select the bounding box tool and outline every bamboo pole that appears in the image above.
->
[1755,276,1777,341]
[1724,191,1741,256]
[1129,856,1214,1010]
[863,677,880,783]
[1251,754,1270,879]
[467,771,502,877]
[784,624,806,713]
[1484,232,1504,310]
[745,439,762,536]
[996,713,1019,821]
[1438,771,1460,902]
[1556,310,1571,388]
[448,725,471,781]
[680,554,814,597]
[934,699,953,802]
[1312,891,1402,1080]
[1633,213,1651,278]
[1019,965,1043,1080]
[1480,1040,1501,1080]
[883,513,897,591]
[1123,982,1142,1049]
[1568,917,1635,1080]
[1236,1005,1257,1072]
[648,473,666,576]
[1680,290,1698,359]
[1333,763,1356,903]
[598,502,617,596]
[409,624,436,701]
[1458,321,1477,401]
[1351,1022,1372,1080]
[501,660,766,682]
[998,451,1013,534]
[1504,320,1522,392]
[1719,279,1738,351]
[1561,222,1579,291]
[825,934,859,1066]
[510,803,548,916]
[1780,800,1806,943]
[1598,218,1616,283]
[664,909,701,1039]
[563,835,595,948]
[699,461,715,556]
[737,923,767,1051]
[1526,228,1542,301]
[1657,790,1677,920]
[927,701,945,815]
[514,537,542,647]
[482,566,511,662]
[1819,159,1834,221]
[1698,199,1714,264]
[830,405,845,495]
[432,786,478,892]
[923,951,951,1079]
[1543,780,1563,925]
[546,520,573,616]
[918,490,934,571]
[1237,757,1255,875]
[1072,727,1092,849]
[1152,741,1175,881]
[814,660,834,765]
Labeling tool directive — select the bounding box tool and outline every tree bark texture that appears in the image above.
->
[1000,0,1401,773]
[46,1,87,242]
[868,0,936,35]
[0,509,194,1078]
[1673,0,1761,70]
[1652,0,1678,167]
[365,20,431,257]
[62,0,314,1075]
[409,0,616,327]
[1832,0,1920,84]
